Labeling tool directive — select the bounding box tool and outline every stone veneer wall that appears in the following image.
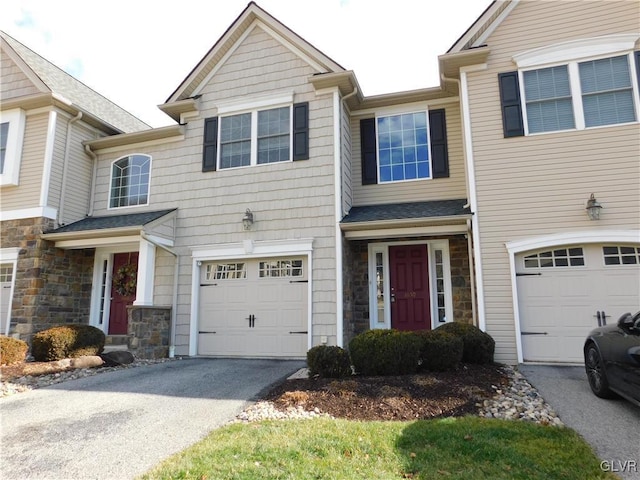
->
[343,235,474,345]
[1,217,94,344]
[127,306,171,359]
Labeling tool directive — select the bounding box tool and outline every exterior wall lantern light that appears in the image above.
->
[242,208,254,230]
[586,194,602,220]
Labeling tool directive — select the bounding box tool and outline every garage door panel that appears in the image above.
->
[517,244,640,363]
[198,257,308,358]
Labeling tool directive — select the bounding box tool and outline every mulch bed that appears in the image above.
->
[264,363,509,421]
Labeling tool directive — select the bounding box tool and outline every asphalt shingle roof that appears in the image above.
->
[341,199,470,224]
[48,209,176,234]
[1,31,150,133]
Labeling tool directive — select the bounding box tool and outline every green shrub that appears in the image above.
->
[417,330,463,371]
[31,324,105,362]
[349,329,421,376]
[0,336,28,365]
[437,322,495,364]
[307,345,352,378]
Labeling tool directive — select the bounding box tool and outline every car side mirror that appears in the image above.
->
[617,312,634,329]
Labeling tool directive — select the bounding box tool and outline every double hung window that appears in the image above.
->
[203,101,308,172]
[499,35,640,137]
[377,112,430,182]
[522,54,637,133]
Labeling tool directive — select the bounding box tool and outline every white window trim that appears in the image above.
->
[0,109,26,187]
[217,102,293,170]
[107,153,152,210]
[374,109,433,184]
[367,240,453,331]
[514,35,640,136]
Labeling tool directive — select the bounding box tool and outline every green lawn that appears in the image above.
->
[140,417,614,480]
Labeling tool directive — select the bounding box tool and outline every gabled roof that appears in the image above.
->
[165,2,345,104]
[1,31,150,133]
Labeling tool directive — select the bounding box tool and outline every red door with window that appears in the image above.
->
[389,245,431,331]
[109,252,138,335]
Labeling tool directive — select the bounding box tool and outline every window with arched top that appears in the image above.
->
[109,154,151,208]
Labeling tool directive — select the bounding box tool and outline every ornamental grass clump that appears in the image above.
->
[417,329,463,372]
[437,322,495,364]
[0,336,28,365]
[307,345,352,378]
[31,324,105,362]
[349,329,421,376]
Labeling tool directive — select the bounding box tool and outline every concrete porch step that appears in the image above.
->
[104,335,129,353]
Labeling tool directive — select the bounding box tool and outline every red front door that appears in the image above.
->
[109,252,138,335]
[389,245,431,331]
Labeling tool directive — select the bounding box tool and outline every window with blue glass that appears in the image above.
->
[109,154,151,208]
[377,112,430,183]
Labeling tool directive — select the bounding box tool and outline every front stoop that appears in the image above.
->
[104,335,129,353]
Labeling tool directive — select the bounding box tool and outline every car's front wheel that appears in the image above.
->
[584,343,615,399]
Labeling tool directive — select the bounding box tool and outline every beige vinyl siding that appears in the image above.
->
[466,0,640,363]
[0,49,40,101]
[58,122,96,224]
[341,102,353,215]
[46,113,67,214]
[350,102,467,206]
[91,27,338,355]
[0,112,48,210]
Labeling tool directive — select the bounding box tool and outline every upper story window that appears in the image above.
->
[499,34,640,137]
[109,154,151,208]
[202,99,308,172]
[522,55,636,134]
[0,109,26,187]
[360,108,449,185]
[377,112,430,182]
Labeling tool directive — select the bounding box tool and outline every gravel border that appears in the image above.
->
[1,361,563,426]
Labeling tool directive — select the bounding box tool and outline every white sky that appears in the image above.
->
[1,0,492,127]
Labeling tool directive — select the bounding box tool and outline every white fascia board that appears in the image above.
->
[191,238,314,260]
[0,206,57,221]
[216,91,294,115]
[343,223,468,240]
[50,235,142,249]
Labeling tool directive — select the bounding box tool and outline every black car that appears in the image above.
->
[584,311,640,406]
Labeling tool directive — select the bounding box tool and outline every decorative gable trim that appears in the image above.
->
[167,3,344,103]
[0,36,50,93]
[513,33,640,68]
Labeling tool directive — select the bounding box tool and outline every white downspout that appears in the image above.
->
[140,231,179,358]
[333,86,358,347]
[467,219,477,326]
[58,112,82,226]
[85,144,98,217]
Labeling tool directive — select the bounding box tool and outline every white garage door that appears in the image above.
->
[1,263,14,335]
[517,245,640,363]
[198,257,308,358]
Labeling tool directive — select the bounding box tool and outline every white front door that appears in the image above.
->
[516,244,640,363]
[198,257,308,357]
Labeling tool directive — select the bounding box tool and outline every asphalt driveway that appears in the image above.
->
[519,365,640,480]
[0,358,304,480]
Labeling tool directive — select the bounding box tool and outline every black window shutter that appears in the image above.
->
[428,109,449,178]
[498,71,525,138]
[202,117,218,172]
[360,118,377,185]
[293,102,309,161]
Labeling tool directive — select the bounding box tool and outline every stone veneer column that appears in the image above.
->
[127,305,171,359]
[0,217,94,344]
